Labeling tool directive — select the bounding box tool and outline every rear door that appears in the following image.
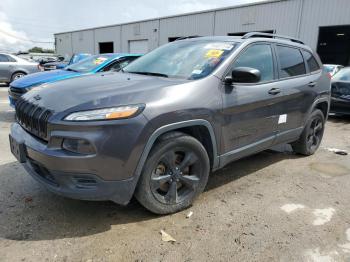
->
[220,43,282,162]
[273,45,321,144]
[0,54,12,82]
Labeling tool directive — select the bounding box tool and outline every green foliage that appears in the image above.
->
[28,46,55,53]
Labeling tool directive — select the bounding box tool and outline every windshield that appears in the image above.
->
[66,55,111,73]
[333,68,350,81]
[123,40,237,79]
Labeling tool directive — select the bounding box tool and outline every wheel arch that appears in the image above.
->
[306,97,330,124]
[11,70,27,81]
[129,119,220,197]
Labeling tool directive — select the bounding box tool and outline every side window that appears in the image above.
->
[7,56,16,62]
[232,44,274,82]
[276,46,306,78]
[103,57,138,72]
[302,50,320,72]
[0,54,9,62]
[117,57,138,69]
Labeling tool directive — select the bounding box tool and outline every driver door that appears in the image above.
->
[220,43,282,163]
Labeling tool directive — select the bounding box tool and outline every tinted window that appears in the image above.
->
[232,44,274,82]
[302,50,320,72]
[102,57,138,72]
[277,46,306,78]
[0,54,9,62]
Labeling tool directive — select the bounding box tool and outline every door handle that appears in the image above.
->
[268,88,281,95]
[308,82,317,87]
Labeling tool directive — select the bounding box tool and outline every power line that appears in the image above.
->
[0,29,54,44]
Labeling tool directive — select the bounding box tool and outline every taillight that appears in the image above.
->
[327,73,332,79]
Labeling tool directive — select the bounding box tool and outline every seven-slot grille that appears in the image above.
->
[15,98,53,140]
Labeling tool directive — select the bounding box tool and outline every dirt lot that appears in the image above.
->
[0,85,350,262]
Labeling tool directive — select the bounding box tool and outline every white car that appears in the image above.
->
[0,53,41,84]
[324,64,344,77]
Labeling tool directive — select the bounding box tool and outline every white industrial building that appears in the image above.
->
[55,0,350,65]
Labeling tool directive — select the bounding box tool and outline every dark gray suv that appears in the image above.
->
[9,33,331,214]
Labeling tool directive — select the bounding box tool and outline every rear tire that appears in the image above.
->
[11,72,26,82]
[291,109,325,156]
[135,132,210,214]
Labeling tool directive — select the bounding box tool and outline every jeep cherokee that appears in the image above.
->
[9,33,331,214]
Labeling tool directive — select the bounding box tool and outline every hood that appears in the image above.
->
[11,69,82,89]
[23,72,188,113]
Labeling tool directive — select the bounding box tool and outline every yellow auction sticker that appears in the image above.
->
[94,57,108,65]
[205,49,224,58]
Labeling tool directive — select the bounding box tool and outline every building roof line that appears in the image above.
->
[54,0,287,35]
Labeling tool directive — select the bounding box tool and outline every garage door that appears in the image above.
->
[129,40,148,54]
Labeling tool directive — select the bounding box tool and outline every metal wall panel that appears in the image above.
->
[94,26,121,54]
[55,33,73,57]
[159,12,215,45]
[71,30,94,54]
[214,0,301,37]
[55,0,350,56]
[299,0,350,50]
[120,20,159,53]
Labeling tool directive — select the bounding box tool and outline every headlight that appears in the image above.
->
[64,105,143,121]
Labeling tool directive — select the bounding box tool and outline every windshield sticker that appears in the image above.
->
[204,43,234,51]
[192,69,203,75]
[93,57,108,65]
[205,49,224,59]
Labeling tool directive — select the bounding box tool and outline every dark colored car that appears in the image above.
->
[42,53,91,71]
[330,67,350,115]
[9,33,330,214]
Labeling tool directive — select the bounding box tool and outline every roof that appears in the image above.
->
[54,0,286,35]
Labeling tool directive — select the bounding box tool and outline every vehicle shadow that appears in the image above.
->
[327,114,350,123]
[0,145,300,242]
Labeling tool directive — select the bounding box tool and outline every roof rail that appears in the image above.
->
[242,32,305,45]
[175,36,201,41]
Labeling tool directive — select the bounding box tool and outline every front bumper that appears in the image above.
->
[330,97,350,115]
[10,116,150,204]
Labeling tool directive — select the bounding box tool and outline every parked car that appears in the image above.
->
[330,67,350,115]
[8,53,141,107]
[324,64,344,77]
[43,53,91,71]
[9,33,330,214]
[0,53,40,85]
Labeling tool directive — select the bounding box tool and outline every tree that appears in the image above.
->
[28,46,54,53]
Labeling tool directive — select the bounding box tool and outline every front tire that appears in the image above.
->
[135,132,210,214]
[292,109,325,156]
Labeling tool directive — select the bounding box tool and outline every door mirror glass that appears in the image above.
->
[231,67,261,83]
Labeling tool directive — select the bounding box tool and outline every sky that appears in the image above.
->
[0,0,264,53]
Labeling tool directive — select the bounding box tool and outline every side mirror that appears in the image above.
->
[225,67,261,84]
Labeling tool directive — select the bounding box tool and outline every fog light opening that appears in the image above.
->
[62,138,95,155]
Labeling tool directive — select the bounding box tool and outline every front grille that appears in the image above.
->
[15,98,53,140]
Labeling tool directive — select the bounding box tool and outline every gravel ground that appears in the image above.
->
[0,85,350,262]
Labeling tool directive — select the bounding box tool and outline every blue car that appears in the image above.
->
[8,53,141,107]
[42,53,91,71]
